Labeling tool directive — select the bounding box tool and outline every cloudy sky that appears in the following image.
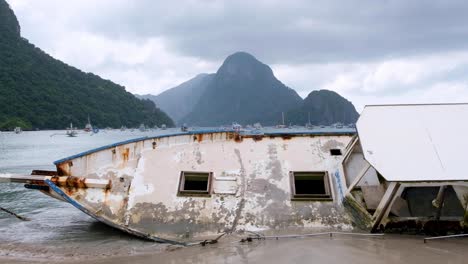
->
[8,0,468,110]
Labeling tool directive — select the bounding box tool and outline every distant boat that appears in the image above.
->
[84,115,93,132]
[232,122,242,131]
[139,124,146,132]
[276,112,287,128]
[161,124,167,130]
[305,112,313,129]
[181,123,188,132]
[120,126,127,131]
[92,127,100,134]
[13,127,22,134]
[66,123,77,137]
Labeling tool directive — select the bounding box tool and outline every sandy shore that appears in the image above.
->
[1,234,467,264]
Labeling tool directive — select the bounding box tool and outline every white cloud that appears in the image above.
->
[273,51,468,110]
[6,0,468,111]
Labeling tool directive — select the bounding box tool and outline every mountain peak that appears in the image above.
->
[224,51,258,63]
[217,51,273,78]
[287,89,359,125]
[0,0,21,37]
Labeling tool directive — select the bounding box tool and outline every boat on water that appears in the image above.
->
[276,112,287,128]
[13,127,22,134]
[84,115,93,132]
[66,123,77,137]
[253,123,262,130]
[232,122,242,132]
[0,104,467,244]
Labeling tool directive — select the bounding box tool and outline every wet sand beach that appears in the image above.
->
[1,234,467,263]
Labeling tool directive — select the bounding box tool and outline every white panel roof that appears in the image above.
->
[357,104,468,182]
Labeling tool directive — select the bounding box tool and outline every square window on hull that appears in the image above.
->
[178,171,212,197]
[290,172,332,201]
[330,149,342,156]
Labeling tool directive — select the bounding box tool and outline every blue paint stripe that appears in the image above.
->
[54,128,356,165]
[53,129,234,164]
[53,136,149,164]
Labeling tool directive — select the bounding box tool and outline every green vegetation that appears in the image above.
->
[0,0,173,130]
[287,90,359,125]
[0,117,31,130]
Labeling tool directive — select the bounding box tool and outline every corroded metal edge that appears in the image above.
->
[53,128,356,165]
[44,179,187,245]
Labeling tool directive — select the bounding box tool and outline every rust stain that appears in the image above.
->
[28,180,47,185]
[57,163,70,176]
[31,170,56,176]
[120,196,129,212]
[252,135,263,141]
[226,132,246,143]
[103,188,111,206]
[64,188,74,196]
[193,135,202,142]
[227,132,235,140]
[67,176,86,188]
[50,176,87,188]
[264,134,293,140]
[47,176,111,190]
[122,148,130,162]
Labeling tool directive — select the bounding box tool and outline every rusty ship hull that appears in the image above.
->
[2,128,359,244]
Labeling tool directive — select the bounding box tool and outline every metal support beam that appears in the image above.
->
[345,163,371,195]
[0,173,110,189]
[371,182,400,232]
[433,185,447,221]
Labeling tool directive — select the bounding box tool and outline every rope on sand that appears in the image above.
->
[240,231,384,242]
[0,206,30,221]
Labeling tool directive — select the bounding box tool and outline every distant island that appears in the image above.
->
[0,0,174,130]
[139,52,359,126]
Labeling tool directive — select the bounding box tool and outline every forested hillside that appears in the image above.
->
[0,0,173,130]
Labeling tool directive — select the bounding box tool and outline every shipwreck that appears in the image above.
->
[1,103,467,244]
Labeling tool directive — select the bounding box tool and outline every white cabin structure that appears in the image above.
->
[342,104,468,233]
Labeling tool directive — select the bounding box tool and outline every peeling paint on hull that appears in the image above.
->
[35,130,358,243]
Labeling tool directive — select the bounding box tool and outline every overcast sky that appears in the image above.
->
[8,0,468,111]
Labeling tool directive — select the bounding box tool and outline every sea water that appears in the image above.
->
[0,130,172,260]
